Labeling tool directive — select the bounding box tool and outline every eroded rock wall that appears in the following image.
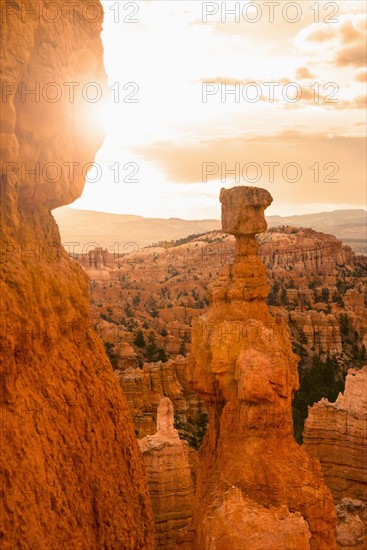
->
[118,357,208,449]
[303,366,367,504]
[260,228,354,276]
[0,2,154,548]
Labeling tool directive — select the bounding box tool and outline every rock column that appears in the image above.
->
[139,397,195,549]
[188,186,337,550]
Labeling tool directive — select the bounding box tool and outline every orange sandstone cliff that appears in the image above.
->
[0,1,154,548]
[303,366,367,505]
[303,367,367,549]
[188,186,337,549]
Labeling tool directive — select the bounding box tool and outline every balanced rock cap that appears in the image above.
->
[220,186,273,236]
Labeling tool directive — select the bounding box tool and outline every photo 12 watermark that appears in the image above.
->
[1,397,80,424]
[0,240,141,264]
[1,81,140,104]
[202,81,339,104]
[1,160,140,185]
[201,2,339,24]
[202,161,340,184]
[0,1,141,24]
[0,321,87,346]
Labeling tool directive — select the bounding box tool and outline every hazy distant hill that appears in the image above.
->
[53,207,366,254]
[53,207,222,251]
[268,210,367,254]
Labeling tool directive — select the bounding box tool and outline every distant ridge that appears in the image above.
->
[53,206,367,254]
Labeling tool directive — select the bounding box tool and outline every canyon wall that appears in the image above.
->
[118,357,208,448]
[289,310,343,356]
[260,228,354,276]
[188,186,337,549]
[303,367,367,549]
[303,366,367,504]
[0,1,154,548]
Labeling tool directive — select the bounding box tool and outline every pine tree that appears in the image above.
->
[134,330,146,348]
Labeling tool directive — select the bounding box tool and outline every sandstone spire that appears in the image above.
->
[188,186,337,549]
[139,398,195,549]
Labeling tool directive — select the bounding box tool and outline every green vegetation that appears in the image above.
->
[144,331,168,363]
[149,232,210,249]
[174,409,208,451]
[292,355,345,444]
[134,330,145,348]
[103,342,119,370]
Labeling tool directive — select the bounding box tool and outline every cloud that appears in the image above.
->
[134,132,366,210]
[340,20,363,43]
[295,67,315,80]
[299,16,367,68]
[355,70,367,82]
[305,27,335,43]
[317,96,365,111]
[336,43,367,67]
[348,95,367,109]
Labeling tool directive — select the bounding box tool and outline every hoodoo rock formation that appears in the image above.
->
[335,498,367,550]
[0,2,154,548]
[303,366,367,504]
[118,357,208,447]
[139,397,195,549]
[188,186,337,549]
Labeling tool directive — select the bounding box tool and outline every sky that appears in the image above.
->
[71,0,367,219]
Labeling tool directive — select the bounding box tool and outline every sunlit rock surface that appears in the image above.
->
[188,186,337,549]
[0,1,154,548]
[260,228,354,276]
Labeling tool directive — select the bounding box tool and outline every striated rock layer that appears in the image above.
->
[118,357,208,448]
[0,2,154,548]
[289,310,343,356]
[188,186,337,549]
[303,366,367,505]
[260,227,354,276]
[139,398,195,549]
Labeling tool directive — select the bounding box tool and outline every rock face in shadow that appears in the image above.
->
[188,186,337,550]
[335,498,367,550]
[139,397,195,549]
[303,366,367,505]
[303,367,367,549]
[118,357,208,448]
[0,2,154,548]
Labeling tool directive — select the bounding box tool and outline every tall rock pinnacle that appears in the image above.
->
[188,186,337,549]
[139,398,195,549]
